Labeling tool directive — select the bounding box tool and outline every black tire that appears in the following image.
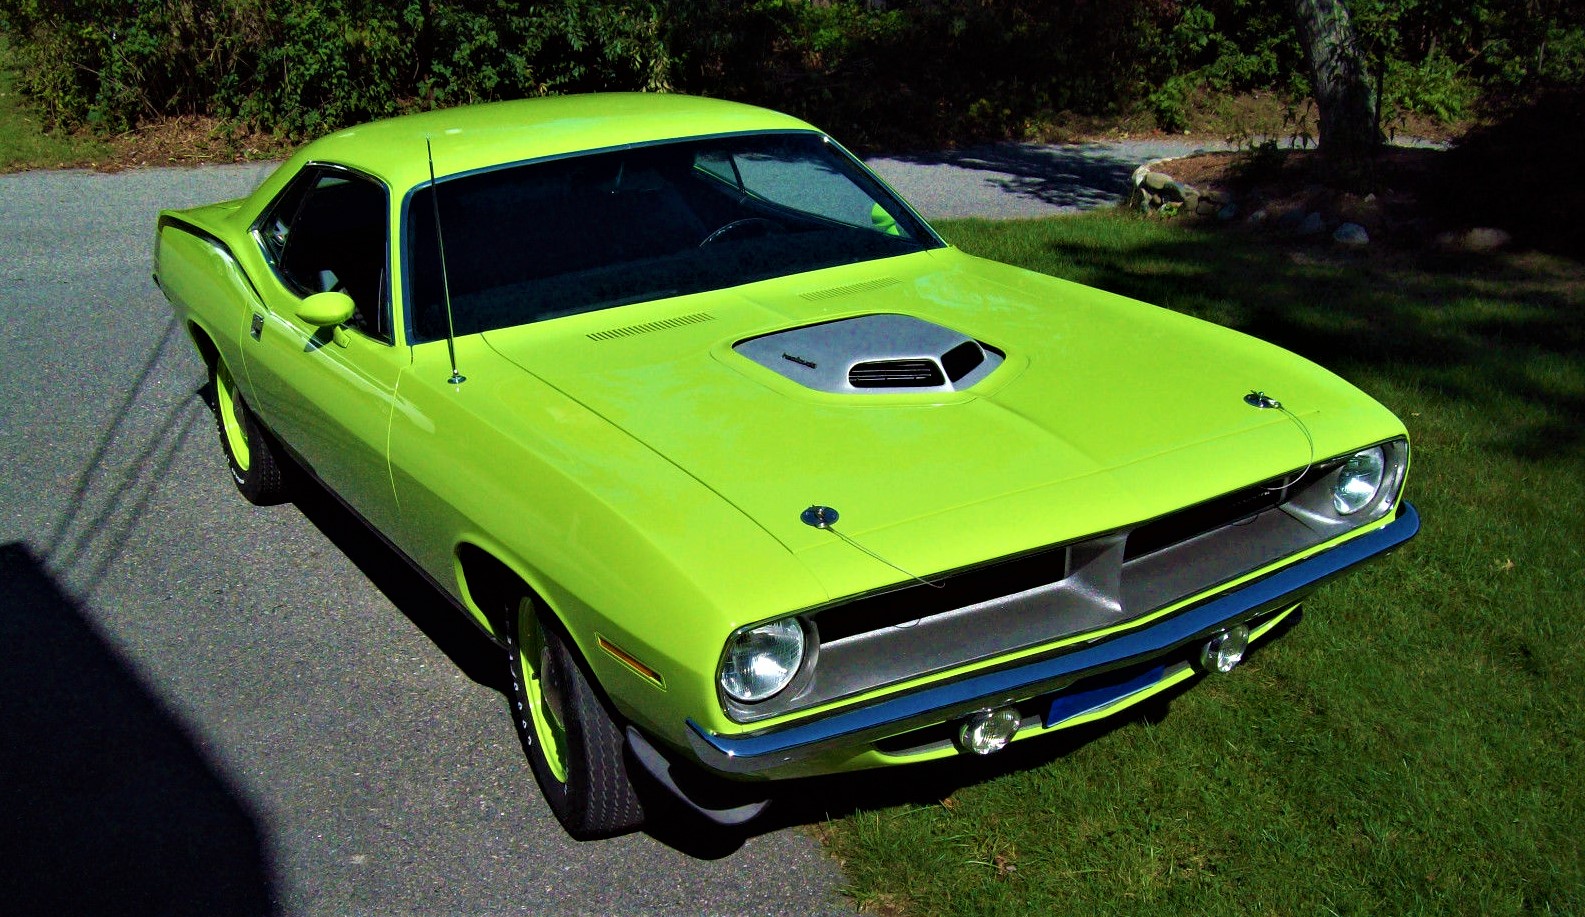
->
[506,596,645,839]
[210,359,288,505]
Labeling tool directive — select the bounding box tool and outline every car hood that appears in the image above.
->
[480,249,1403,599]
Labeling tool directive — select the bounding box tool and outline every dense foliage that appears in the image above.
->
[1,0,1581,146]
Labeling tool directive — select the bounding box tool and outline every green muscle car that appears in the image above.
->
[154,93,1419,839]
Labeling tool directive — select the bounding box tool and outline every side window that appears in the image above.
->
[256,168,392,343]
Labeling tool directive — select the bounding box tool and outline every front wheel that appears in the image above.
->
[211,359,288,505]
[507,597,645,839]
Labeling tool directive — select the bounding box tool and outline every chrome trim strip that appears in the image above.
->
[684,502,1419,775]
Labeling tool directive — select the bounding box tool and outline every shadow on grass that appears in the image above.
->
[621,693,1189,860]
[630,693,1190,859]
[0,542,276,916]
[1429,88,1585,258]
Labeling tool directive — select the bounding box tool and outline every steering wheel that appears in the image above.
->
[699,217,779,247]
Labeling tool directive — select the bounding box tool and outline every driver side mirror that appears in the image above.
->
[296,291,355,327]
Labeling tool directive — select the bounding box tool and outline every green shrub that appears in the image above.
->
[1382,48,1478,124]
[0,0,680,138]
[1148,74,1196,133]
[3,0,1584,147]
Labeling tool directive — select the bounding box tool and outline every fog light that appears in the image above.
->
[1199,625,1251,674]
[956,707,1021,755]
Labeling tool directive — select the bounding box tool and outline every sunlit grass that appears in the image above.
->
[0,36,111,171]
[819,213,1584,916]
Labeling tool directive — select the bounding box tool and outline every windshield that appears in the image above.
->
[404,132,939,340]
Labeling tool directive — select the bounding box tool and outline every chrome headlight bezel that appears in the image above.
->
[1284,437,1409,532]
[718,617,808,704]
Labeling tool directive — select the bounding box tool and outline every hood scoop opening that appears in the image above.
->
[734,314,1004,394]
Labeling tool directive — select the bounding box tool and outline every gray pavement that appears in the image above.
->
[0,141,1187,915]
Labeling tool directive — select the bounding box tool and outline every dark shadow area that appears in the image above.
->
[286,474,507,693]
[763,688,1181,833]
[1431,88,1585,258]
[631,761,756,860]
[891,142,1152,210]
[1162,92,1585,260]
[0,542,276,916]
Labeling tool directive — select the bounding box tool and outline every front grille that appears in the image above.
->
[813,541,1071,644]
[848,359,946,388]
[1124,462,1336,561]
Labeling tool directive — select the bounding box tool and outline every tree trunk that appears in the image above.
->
[1288,0,1380,157]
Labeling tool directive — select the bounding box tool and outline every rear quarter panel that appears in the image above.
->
[156,209,261,393]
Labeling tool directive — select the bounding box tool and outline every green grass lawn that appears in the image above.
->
[0,37,110,170]
[815,214,1584,916]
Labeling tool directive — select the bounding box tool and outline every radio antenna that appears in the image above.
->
[426,136,465,385]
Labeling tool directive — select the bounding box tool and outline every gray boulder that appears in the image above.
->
[1333,222,1370,247]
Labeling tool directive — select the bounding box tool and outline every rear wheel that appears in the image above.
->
[211,359,288,505]
[506,596,645,839]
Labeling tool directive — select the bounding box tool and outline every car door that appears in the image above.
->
[241,165,405,534]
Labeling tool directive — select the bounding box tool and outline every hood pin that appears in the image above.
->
[801,505,840,529]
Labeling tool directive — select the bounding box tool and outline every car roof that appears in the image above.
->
[289,93,820,193]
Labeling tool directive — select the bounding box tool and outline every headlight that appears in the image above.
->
[1332,446,1386,514]
[719,619,805,702]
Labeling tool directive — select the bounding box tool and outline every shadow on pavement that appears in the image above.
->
[287,476,508,693]
[889,142,1150,210]
[0,542,276,916]
[621,689,1186,860]
[46,316,209,598]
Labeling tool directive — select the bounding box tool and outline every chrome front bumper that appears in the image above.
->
[683,501,1420,778]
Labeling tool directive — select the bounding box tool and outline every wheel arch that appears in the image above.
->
[452,539,663,727]
[454,541,575,647]
[187,319,221,370]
